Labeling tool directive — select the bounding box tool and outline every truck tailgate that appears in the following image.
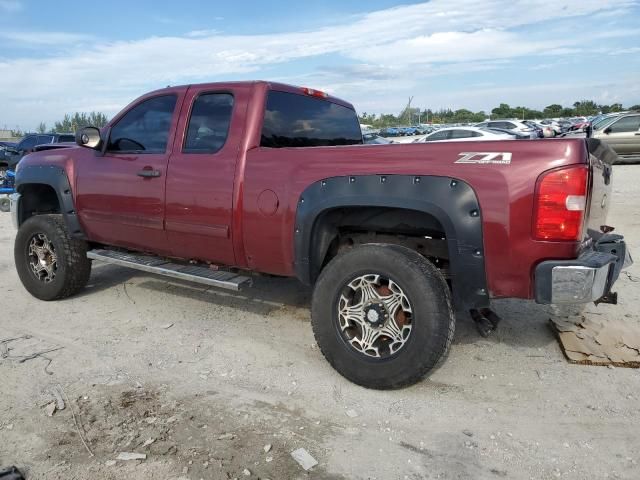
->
[585,138,615,238]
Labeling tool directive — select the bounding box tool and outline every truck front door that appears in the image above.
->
[76,92,182,254]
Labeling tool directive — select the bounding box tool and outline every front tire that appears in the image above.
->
[14,214,91,300]
[311,244,455,389]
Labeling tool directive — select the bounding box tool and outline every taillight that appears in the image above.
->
[533,165,588,241]
[301,87,328,98]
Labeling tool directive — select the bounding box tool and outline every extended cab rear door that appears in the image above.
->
[164,84,251,265]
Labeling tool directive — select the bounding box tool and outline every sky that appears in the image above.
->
[1,0,639,130]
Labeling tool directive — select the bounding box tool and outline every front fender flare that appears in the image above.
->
[15,165,86,239]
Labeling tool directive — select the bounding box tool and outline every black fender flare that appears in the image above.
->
[15,165,86,239]
[293,174,489,311]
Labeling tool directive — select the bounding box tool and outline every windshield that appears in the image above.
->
[592,115,619,131]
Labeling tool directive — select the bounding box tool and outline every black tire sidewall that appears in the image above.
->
[312,244,454,389]
[15,216,73,300]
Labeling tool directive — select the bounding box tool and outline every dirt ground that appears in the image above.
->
[1,165,639,480]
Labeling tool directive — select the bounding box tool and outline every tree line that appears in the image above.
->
[359,100,640,128]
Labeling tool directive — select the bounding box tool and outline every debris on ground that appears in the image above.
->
[291,448,318,471]
[550,316,640,367]
[44,402,57,417]
[345,409,359,418]
[142,438,156,447]
[243,468,251,476]
[116,452,147,461]
[217,433,235,440]
[161,323,174,329]
[263,444,272,453]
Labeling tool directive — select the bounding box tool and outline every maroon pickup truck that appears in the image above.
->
[11,81,632,388]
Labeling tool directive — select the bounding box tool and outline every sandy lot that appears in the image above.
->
[1,165,639,480]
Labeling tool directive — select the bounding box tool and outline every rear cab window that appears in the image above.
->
[261,90,362,148]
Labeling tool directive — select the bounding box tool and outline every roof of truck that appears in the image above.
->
[145,80,355,110]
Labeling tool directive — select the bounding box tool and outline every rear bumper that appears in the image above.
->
[535,234,632,304]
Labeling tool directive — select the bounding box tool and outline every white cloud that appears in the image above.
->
[0,0,638,128]
[0,0,21,12]
[0,31,94,46]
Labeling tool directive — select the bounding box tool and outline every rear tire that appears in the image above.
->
[311,244,455,389]
[14,214,91,300]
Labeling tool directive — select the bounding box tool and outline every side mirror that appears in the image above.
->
[603,126,612,134]
[76,126,103,150]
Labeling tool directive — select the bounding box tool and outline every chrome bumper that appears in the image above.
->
[535,235,632,305]
[10,192,20,229]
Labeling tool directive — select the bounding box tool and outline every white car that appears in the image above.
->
[413,127,517,143]
[474,120,537,139]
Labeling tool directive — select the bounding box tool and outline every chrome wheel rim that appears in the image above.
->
[28,233,57,283]
[337,274,413,359]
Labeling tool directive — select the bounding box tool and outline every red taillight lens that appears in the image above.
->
[533,165,588,241]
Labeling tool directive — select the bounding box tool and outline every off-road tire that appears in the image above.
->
[311,244,455,389]
[15,214,91,300]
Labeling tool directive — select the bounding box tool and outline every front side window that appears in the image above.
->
[57,135,75,143]
[261,91,362,148]
[36,135,54,144]
[183,93,234,154]
[108,95,177,153]
[608,115,640,133]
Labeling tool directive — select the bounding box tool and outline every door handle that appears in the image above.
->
[137,168,161,178]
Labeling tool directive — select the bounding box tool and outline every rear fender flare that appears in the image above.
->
[294,174,489,311]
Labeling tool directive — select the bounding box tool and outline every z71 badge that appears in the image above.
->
[456,152,512,164]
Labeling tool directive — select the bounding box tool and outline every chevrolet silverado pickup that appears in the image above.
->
[10,81,632,389]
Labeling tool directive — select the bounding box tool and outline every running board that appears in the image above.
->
[87,249,252,291]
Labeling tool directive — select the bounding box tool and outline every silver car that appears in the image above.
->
[475,120,537,139]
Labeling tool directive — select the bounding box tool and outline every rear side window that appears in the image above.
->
[57,135,75,143]
[18,135,39,150]
[261,91,362,148]
[183,93,234,154]
[450,129,480,139]
[108,95,177,153]
[608,115,640,133]
[37,135,54,144]
[425,131,450,141]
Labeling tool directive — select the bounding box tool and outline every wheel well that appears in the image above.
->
[17,183,61,224]
[310,207,449,282]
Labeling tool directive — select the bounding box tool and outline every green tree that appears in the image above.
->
[543,104,563,117]
[53,112,109,133]
[491,103,513,119]
[573,100,598,116]
[36,122,47,133]
[629,104,640,111]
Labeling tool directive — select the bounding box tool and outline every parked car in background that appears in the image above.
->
[414,126,517,142]
[378,127,402,137]
[525,121,555,138]
[363,133,394,144]
[1,133,76,171]
[474,120,537,139]
[522,121,544,138]
[540,120,567,136]
[591,112,640,163]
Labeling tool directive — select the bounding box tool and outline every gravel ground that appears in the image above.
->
[1,165,639,480]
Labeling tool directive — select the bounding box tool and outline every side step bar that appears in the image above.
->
[87,249,252,291]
